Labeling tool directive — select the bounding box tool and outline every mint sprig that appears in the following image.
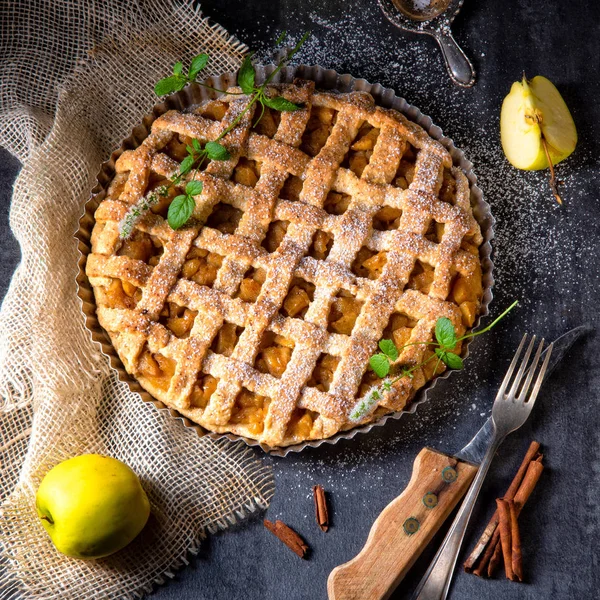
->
[175,139,230,183]
[351,301,519,422]
[155,53,209,96]
[164,31,310,229]
[263,96,302,112]
[119,185,167,239]
[214,32,310,137]
[120,32,311,239]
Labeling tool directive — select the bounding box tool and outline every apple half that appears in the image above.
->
[500,75,577,172]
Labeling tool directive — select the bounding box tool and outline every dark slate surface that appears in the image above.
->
[0,151,21,302]
[1,0,599,598]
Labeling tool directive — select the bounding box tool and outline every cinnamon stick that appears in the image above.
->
[513,456,544,509]
[496,498,515,581]
[483,456,545,577]
[264,519,309,558]
[313,485,329,532]
[472,527,499,577]
[487,536,503,578]
[509,500,523,582]
[464,441,541,573]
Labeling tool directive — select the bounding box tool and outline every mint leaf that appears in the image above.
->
[369,354,390,378]
[238,54,256,94]
[205,141,231,161]
[179,154,195,176]
[435,317,457,350]
[444,352,463,369]
[185,180,203,196]
[186,145,195,155]
[188,53,209,80]
[378,339,398,361]
[263,96,301,112]
[173,61,184,76]
[435,348,463,370]
[155,75,186,97]
[192,138,202,152]
[168,195,195,229]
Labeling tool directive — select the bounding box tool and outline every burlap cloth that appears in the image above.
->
[0,1,275,598]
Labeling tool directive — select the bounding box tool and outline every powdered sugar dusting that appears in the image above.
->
[230,13,600,478]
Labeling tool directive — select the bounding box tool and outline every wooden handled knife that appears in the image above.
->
[327,325,586,600]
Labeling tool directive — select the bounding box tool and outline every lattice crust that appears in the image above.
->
[87,79,484,447]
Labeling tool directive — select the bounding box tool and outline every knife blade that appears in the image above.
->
[327,325,587,600]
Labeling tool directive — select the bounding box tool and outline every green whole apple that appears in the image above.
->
[36,454,150,559]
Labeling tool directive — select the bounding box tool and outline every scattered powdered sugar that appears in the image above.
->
[227,12,600,491]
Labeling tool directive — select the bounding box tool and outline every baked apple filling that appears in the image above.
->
[255,332,294,379]
[281,277,315,319]
[137,349,175,391]
[308,230,334,260]
[88,84,485,447]
[181,247,223,286]
[159,302,197,338]
[231,389,270,436]
[235,266,266,303]
[342,122,380,177]
[300,105,338,157]
[327,291,363,335]
[352,247,387,280]
[307,353,340,392]
[262,220,289,253]
[210,322,243,357]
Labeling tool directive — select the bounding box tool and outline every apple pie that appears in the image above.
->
[86,79,484,447]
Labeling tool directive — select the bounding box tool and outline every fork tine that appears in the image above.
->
[518,338,545,402]
[523,342,554,407]
[495,334,528,401]
[507,335,537,400]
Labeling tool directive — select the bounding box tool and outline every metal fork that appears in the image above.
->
[412,334,554,600]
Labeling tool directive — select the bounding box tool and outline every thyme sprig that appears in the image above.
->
[119,185,169,239]
[349,301,519,422]
[119,32,310,238]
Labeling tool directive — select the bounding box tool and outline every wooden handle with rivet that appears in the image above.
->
[327,447,478,600]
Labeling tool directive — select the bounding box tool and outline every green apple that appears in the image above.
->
[500,75,577,171]
[36,454,150,559]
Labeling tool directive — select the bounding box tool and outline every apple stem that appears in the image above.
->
[540,135,563,205]
[40,515,54,524]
